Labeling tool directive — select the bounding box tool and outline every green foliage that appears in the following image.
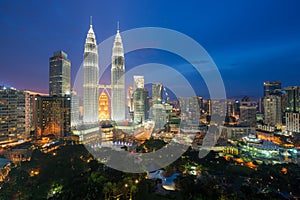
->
[1,144,300,200]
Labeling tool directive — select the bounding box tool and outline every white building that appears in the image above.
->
[83,18,99,123]
[111,26,126,121]
[286,112,300,133]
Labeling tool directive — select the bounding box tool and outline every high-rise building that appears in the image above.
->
[134,76,144,91]
[49,51,71,97]
[134,89,149,124]
[98,92,110,120]
[150,83,166,129]
[286,112,300,133]
[179,97,200,131]
[127,86,134,120]
[35,96,71,139]
[83,18,99,123]
[233,100,240,117]
[133,76,148,124]
[284,86,300,133]
[263,81,282,97]
[111,26,125,121]
[203,99,211,116]
[285,86,300,112]
[263,95,282,128]
[150,104,167,130]
[0,87,30,142]
[226,100,234,117]
[71,90,80,127]
[152,83,162,105]
[239,99,257,127]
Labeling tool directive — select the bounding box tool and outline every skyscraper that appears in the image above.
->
[152,83,162,105]
[133,76,149,124]
[239,99,257,127]
[111,25,125,121]
[71,90,80,127]
[263,81,282,97]
[127,86,134,120]
[0,86,30,142]
[285,86,300,133]
[49,51,71,97]
[263,95,282,128]
[35,96,71,139]
[286,112,300,133]
[285,86,300,112]
[83,18,99,123]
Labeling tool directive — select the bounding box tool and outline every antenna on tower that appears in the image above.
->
[117,21,120,33]
[90,16,93,27]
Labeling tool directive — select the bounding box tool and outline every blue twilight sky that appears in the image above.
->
[0,0,300,98]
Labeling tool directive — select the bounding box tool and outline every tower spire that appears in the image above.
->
[117,21,120,33]
[90,16,93,27]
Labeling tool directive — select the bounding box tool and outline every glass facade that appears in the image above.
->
[111,29,125,121]
[152,83,162,105]
[83,22,99,123]
[49,51,71,97]
[285,86,300,112]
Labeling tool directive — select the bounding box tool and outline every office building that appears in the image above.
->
[179,96,200,131]
[49,51,71,97]
[285,86,300,112]
[35,96,71,139]
[286,112,300,133]
[239,99,257,127]
[152,83,162,105]
[0,87,30,142]
[133,76,149,124]
[71,90,80,127]
[127,86,134,120]
[263,81,282,97]
[263,95,282,128]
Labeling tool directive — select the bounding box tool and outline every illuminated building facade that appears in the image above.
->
[35,96,71,139]
[111,26,125,121]
[179,96,200,130]
[0,87,30,142]
[286,112,300,133]
[219,125,255,140]
[98,92,110,120]
[239,100,257,127]
[49,51,71,97]
[133,76,144,91]
[285,86,300,112]
[152,83,162,105]
[263,95,282,128]
[150,83,166,129]
[83,18,99,123]
[127,86,134,120]
[285,86,300,133]
[71,90,80,127]
[133,76,149,124]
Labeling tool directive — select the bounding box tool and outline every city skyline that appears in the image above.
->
[1,2,300,199]
[0,1,300,98]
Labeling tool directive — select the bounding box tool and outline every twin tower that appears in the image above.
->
[83,19,125,123]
